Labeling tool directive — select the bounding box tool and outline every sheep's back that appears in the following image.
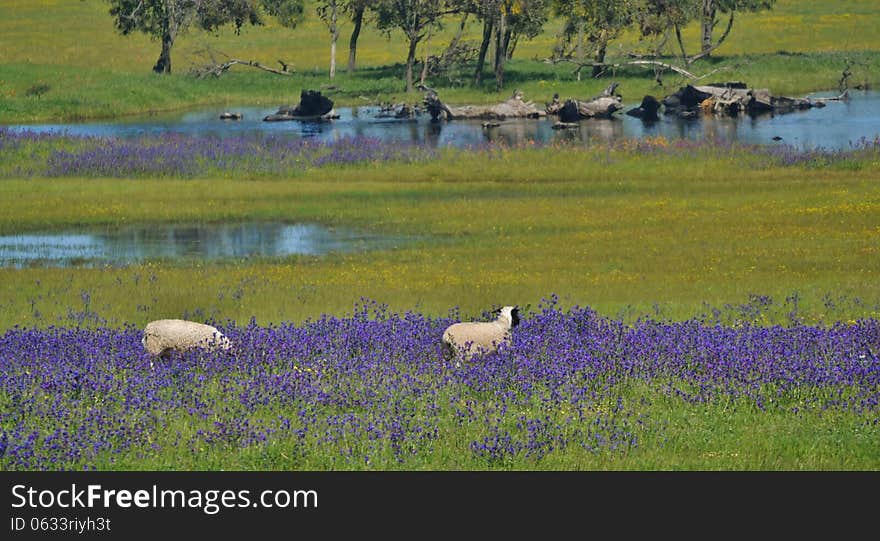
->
[442,322,508,355]
[142,319,230,355]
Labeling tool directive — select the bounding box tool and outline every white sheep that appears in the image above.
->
[441,305,520,363]
[141,319,232,359]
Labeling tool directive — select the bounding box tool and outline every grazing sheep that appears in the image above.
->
[442,305,520,363]
[142,319,231,359]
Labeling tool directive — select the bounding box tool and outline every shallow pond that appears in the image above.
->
[5,90,879,150]
[0,222,409,268]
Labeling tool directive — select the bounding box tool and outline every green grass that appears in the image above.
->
[1,1,879,122]
[1,147,878,330]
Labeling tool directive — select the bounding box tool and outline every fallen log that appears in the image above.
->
[264,90,335,122]
[547,82,623,122]
[420,86,545,121]
[807,90,849,103]
[663,82,832,117]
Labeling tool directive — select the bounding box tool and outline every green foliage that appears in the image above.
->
[107,0,265,72]
[637,0,696,37]
[716,0,776,14]
[260,0,306,28]
[551,0,637,69]
[507,0,551,44]
[108,0,263,36]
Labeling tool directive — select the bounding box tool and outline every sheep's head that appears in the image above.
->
[497,305,520,328]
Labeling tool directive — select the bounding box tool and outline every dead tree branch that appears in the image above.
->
[188,47,295,78]
[546,56,733,82]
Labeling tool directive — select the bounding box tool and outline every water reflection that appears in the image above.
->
[0,222,408,268]
[4,91,879,150]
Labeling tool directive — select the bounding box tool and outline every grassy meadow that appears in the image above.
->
[1,1,880,122]
[1,143,879,329]
[0,1,879,471]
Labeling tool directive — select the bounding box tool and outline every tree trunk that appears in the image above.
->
[330,35,337,79]
[153,32,173,74]
[507,34,518,60]
[576,21,585,63]
[675,24,689,65]
[591,31,608,78]
[347,5,364,72]
[449,13,468,51]
[329,7,338,79]
[701,0,717,56]
[473,19,493,86]
[405,37,418,93]
[419,33,430,86]
[494,10,507,92]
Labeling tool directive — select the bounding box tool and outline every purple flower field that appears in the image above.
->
[2,128,879,179]
[1,300,878,471]
[0,129,438,178]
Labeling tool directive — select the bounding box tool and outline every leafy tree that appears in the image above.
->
[551,0,636,77]
[375,0,459,93]
[259,0,305,27]
[502,0,548,61]
[108,0,263,73]
[465,0,546,90]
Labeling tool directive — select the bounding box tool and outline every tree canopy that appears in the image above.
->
[107,0,780,89]
[108,0,264,73]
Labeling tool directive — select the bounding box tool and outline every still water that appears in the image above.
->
[3,90,877,267]
[0,222,410,268]
[6,90,879,151]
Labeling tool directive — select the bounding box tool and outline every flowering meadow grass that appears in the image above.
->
[1,299,878,471]
[3,128,879,180]
[0,128,878,470]
[0,129,437,179]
